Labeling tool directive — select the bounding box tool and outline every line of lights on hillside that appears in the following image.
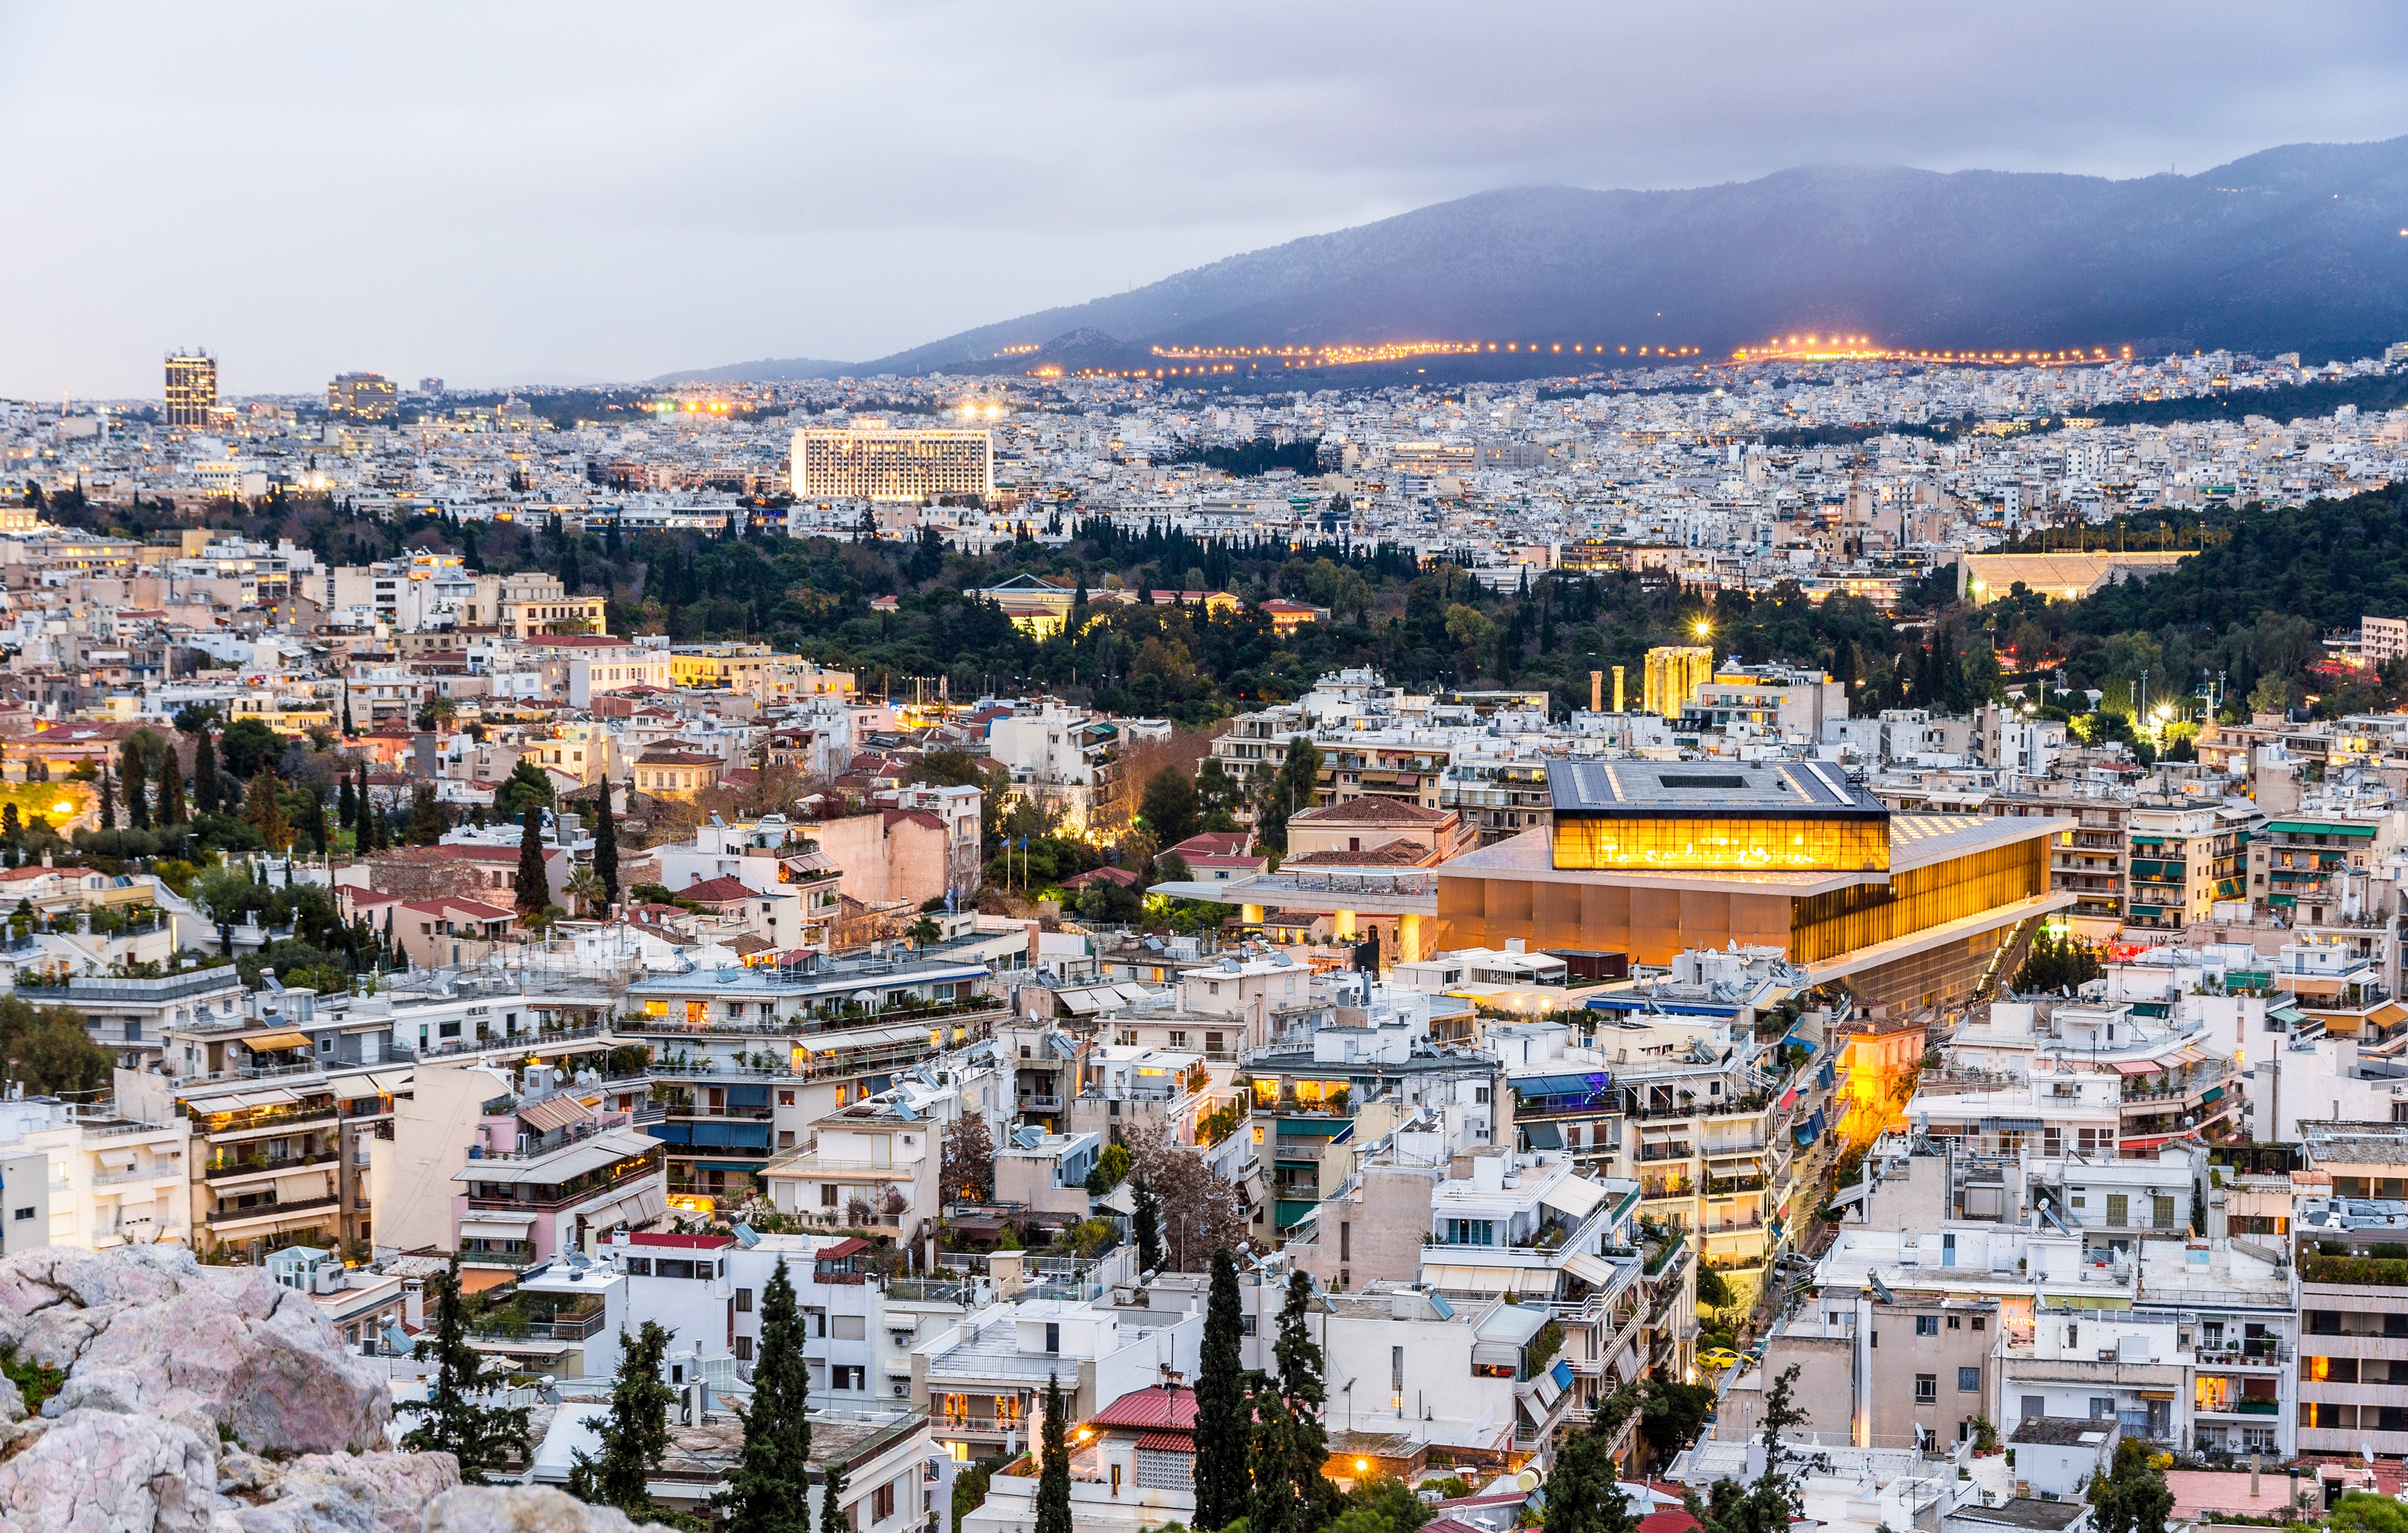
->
[1733,336,2138,366]
[1033,339,1705,381]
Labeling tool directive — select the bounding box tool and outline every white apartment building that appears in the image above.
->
[0,1095,190,1252]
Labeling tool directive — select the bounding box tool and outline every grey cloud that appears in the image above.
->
[2,0,2404,394]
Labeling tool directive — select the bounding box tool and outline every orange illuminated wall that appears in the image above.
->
[1552,814,1889,873]
[1435,838,2047,976]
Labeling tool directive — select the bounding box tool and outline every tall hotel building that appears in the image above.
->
[791,422,993,502]
[164,351,217,428]
[1434,761,2072,1011]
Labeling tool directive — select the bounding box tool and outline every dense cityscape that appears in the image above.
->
[0,327,2401,1530]
[12,7,2408,1526]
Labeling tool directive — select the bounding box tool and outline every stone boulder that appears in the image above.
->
[0,1406,217,1533]
[420,1486,682,1532]
[0,1246,386,1453]
[225,1451,463,1532]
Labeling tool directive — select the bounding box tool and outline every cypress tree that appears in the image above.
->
[97,768,115,831]
[123,745,150,831]
[157,746,186,826]
[1034,1371,1071,1533]
[193,729,220,816]
[397,1254,531,1481]
[338,771,358,836]
[341,686,355,738]
[568,1319,678,1522]
[1131,1174,1162,1275]
[721,1257,811,1533]
[1254,1269,1331,1533]
[1193,1248,1249,1532]
[592,782,621,906]
[513,808,550,915]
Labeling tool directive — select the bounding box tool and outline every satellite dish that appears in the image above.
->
[1515,1470,1541,1493]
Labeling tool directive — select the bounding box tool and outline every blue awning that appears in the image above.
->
[1550,1358,1575,1391]
[1511,1072,1612,1106]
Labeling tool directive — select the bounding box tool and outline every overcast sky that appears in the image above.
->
[5,1,2406,398]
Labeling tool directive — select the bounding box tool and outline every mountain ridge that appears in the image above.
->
[673,136,2408,383]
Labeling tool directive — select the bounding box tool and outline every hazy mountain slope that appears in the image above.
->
[840,136,2408,375]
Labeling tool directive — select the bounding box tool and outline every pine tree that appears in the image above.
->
[243,768,293,851]
[123,745,150,831]
[397,1255,532,1481]
[1255,736,1322,855]
[407,783,451,845]
[1193,1248,1249,1532]
[1543,1413,1641,1533]
[817,1443,849,1533]
[720,1257,813,1532]
[569,1319,678,1521]
[1131,1175,1162,1274]
[193,729,220,816]
[1034,1371,1072,1533]
[513,808,550,915]
[592,782,621,906]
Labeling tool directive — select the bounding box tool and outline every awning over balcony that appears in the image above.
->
[2111,1060,2160,1076]
[458,1212,535,1237]
[578,1183,667,1231]
[455,1128,657,1185]
[246,1031,314,1053]
[1561,1249,1617,1287]
[518,1094,596,1135]
[1540,1178,1607,1221]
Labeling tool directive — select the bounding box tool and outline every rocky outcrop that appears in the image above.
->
[0,1408,218,1532]
[0,1245,387,1453]
[420,1487,681,1532]
[0,1248,670,1532]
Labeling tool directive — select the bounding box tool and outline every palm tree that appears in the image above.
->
[564,865,607,918]
[906,914,942,949]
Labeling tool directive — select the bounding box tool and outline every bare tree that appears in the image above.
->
[1124,1120,1247,1272]
[941,1112,993,1207]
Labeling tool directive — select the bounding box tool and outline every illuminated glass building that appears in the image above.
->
[1434,761,2070,1011]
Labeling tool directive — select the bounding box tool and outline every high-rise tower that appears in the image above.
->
[165,350,216,428]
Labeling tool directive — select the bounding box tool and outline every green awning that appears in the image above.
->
[2130,836,2166,847]
[2265,821,2377,838]
[2268,894,2297,908]
[2200,1085,2225,1104]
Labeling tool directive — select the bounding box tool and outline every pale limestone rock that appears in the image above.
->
[420,1485,683,1532]
[0,1406,217,1532]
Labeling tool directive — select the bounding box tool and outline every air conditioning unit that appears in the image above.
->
[2098,1348,2118,1362]
[893,1381,910,1399]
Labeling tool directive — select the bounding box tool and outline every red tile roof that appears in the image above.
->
[1086,1385,1198,1433]
[1291,797,1446,825]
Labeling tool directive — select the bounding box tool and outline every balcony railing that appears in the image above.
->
[472,1311,610,1342]
[206,1192,341,1226]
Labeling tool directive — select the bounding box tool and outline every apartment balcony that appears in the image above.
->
[93,1163,184,1188]
[203,1151,338,1186]
[471,1310,610,1343]
[205,1192,341,1229]
[2192,1340,2293,1367]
